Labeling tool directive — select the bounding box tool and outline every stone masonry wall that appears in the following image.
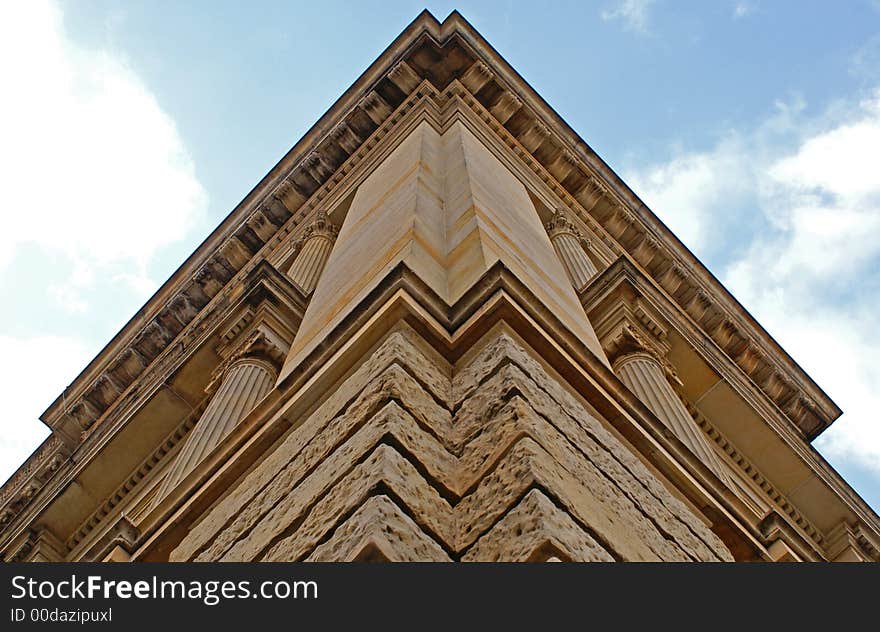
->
[171,326,732,562]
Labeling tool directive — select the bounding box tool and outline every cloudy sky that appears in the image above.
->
[1,0,879,513]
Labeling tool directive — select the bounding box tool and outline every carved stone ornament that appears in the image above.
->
[604,323,662,366]
[206,329,284,394]
[544,208,581,240]
[302,209,338,241]
[288,209,339,259]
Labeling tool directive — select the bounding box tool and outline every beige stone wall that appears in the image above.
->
[173,326,732,562]
[281,120,607,382]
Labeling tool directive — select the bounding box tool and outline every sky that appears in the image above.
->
[1,0,879,516]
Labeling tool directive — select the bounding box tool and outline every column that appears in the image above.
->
[614,350,731,485]
[287,210,338,294]
[156,356,276,502]
[545,209,598,291]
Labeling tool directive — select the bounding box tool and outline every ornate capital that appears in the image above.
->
[605,317,681,385]
[545,208,581,240]
[302,209,338,241]
[288,209,338,259]
[605,323,663,367]
[207,329,285,394]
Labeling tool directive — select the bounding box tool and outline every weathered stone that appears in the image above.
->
[454,330,729,558]
[261,445,454,562]
[458,396,693,560]
[463,489,613,562]
[174,328,451,560]
[454,437,661,560]
[191,401,455,561]
[461,363,726,560]
[307,495,451,562]
[177,326,733,563]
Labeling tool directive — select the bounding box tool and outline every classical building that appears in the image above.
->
[2,11,878,563]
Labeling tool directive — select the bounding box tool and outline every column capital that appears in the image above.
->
[286,209,339,295]
[544,207,598,291]
[582,260,673,369]
[301,208,338,242]
[289,209,338,258]
[607,324,682,387]
[207,328,284,394]
[606,323,659,365]
[545,207,581,241]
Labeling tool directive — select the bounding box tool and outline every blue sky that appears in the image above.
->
[1,1,879,514]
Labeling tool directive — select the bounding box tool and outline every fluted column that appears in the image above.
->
[545,209,598,291]
[156,356,276,503]
[614,351,730,484]
[287,210,338,294]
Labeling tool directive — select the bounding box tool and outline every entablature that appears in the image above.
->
[0,261,306,559]
[581,257,880,560]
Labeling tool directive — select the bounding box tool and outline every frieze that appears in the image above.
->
[686,400,824,549]
[0,434,67,519]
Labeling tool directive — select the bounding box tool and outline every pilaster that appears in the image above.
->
[545,208,598,291]
[286,210,339,295]
[585,268,733,488]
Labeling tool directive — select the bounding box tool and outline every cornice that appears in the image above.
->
[443,42,840,437]
[66,403,202,559]
[683,400,825,553]
[0,262,306,553]
[35,13,448,432]
[31,9,837,466]
[759,511,822,562]
[581,257,880,546]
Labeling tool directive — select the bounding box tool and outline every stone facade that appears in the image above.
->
[2,11,878,562]
[170,326,730,562]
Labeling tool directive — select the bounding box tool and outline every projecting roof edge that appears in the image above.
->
[438,10,841,435]
[37,8,838,456]
[37,10,445,428]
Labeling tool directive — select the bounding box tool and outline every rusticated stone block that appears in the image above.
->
[307,495,451,562]
[463,489,613,562]
[454,330,730,559]
[261,444,454,562]
[192,401,455,562]
[458,396,693,561]
[173,326,733,563]
[459,365,725,560]
[174,327,451,561]
[453,437,662,561]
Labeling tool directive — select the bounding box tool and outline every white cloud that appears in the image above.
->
[624,135,754,254]
[601,0,655,33]
[626,88,880,477]
[0,0,207,310]
[770,110,880,200]
[0,336,93,484]
[733,2,756,19]
[48,284,90,314]
[0,2,206,482]
[113,272,160,300]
